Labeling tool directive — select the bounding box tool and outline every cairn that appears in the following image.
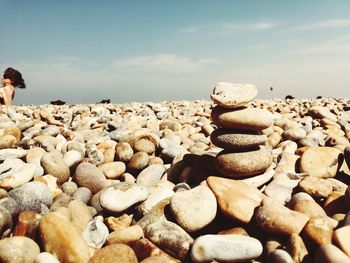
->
[210,82,274,178]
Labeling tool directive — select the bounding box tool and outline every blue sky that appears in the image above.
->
[1,0,350,105]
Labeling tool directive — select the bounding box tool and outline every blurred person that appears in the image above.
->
[1,67,26,106]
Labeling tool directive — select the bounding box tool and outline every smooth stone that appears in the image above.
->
[287,233,309,263]
[268,249,294,263]
[211,106,274,131]
[288,192,328,218]
[210,129,267,150]
[264,174,300,204]
[299,147,343,178]
[86,148,104,166]
[215,148,272,178]
[99,161,126,179]
[242,166,275,188]
[100,182,148,213]
[8,181,53,213]
[133,138,156,154]
[315,244,350,263]
[105,214,133,232]
[88,243,138,263]
[63,149,83,168]
[13,211,41,239]
[41,152,70,184]
[255,197,309,235]
[136,164,166,186]
[145,220,193,260]
[303,216,335,245]
[0,236,40,263]
[191,234,263,263]
[282,128,307,141]
[334,225,350,256]
[35,174,62,199]
[137,198,170,230]
[138,187,174,215]
[0,197,20,217]
[82,217,109,248]
[298,176,333,199]
[115,142,134,162]
[130,238,180,263]
[61,181,78,196]
[127,151,150,172]
[75,162,110,194]
[0,149,27,161]
[0,134,17,149]
[0,163,36,190]
[170,185,217,232]
[106,225,144,245]
[207,176,263,223]
[34,252,60,263]
[210,82,257,108]
[68,200,92,232]
[309,106,338,122]
[39,213,91,263]
[72,187,92,204]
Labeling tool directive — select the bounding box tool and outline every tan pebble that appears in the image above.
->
[207,176,263,223]
[0,135,17,149]
[115,142,134,162]
[106,225,144,245]
[88,243,138,263]
[299,147,343,178]
[255,197,309,235]
[127,151,149,172]
[333,225,350,256]
[287,233,309,263]
[130,238,180,263]
[105,214,133,231]
[218,227,249,236]
[315,244,350,263]
[13,211,42,239]
[298,176,333,199]
[324,191,347,216]
[303,216,335,246]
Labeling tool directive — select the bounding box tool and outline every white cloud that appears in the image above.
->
[299,35,350,54]
[221,22,277,30]
[181,26,197,33]
[295,18,350,30]
[112,54,218,73]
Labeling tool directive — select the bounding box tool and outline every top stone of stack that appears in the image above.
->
[211,82,257,108]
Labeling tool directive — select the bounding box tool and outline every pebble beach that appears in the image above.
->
[0,83,350,263]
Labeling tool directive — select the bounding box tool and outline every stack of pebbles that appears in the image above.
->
[210,82,274,178]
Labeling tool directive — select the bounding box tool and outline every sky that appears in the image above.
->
[1,0,350,105]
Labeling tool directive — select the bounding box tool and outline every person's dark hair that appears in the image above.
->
[3,67,26,89]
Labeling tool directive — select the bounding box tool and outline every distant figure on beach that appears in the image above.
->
[0,67,26,106]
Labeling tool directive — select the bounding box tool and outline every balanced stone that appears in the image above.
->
[215,148,272,178]
[211,106,274,131]
[210,82,257,108]
[210,129,267,150]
